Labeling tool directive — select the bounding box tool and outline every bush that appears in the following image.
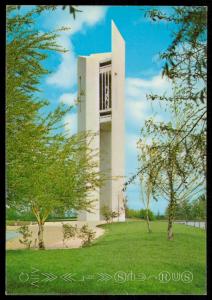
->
[155,211,166,220]
[126,208,155,220]
[6,207,77,223]
[62,223,96,248]
[140,209,155,221]
[6,207,20,220]
[6,207,36,221]
[78,225,95,247]
[126,209,140,219]
[62,223,78,247]
[18,225,32,249]
[101,205,120,223]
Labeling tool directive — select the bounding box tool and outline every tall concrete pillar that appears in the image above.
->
[77,21,125,222]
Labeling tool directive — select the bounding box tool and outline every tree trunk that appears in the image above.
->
[167,197,175,240]
[38,222,45,249]
[167,213,174,240]
[146,212,151,233]
[146,186,152,233]
[167,163,175,240]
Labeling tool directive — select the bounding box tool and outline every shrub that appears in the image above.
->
[101,205,112,223]
[6,207,36,221]
[101,205,120,223]
[111,211,119,221]
[62,223,78,247]
[140,209,155,221]
[126,208,155,220]
[18,225,32,249]
[126,209,141,219]
[78,225,95,247]
[6,207,20,220]
[155,211,166,220]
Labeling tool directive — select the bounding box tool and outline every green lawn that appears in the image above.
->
[6,221,206,295]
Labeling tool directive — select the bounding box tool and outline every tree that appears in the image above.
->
[15,5,82,18]
[165,199,192,221]
[137,103,204,240]
[6,5,68,205]
[146,6,206,178]
[192,194,206,223]
[138,145,160,233]
[23,131,102,249]
[124,7,206,240]
[124,6,206,190]
[6,6,103,249]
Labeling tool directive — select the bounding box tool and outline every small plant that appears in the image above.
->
[78,225,95,247]
[18,225,32,249]
[101,205,120,223]
[101,205,112,223]
[62,223,78,247]
[111,211,119,222]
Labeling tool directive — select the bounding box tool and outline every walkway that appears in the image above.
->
[174,221,206,230]
[6,221,106,250]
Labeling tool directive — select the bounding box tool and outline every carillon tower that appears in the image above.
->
[77,21,125,221]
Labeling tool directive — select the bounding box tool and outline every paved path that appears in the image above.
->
[174,221,206,229]
[6,221,106,250]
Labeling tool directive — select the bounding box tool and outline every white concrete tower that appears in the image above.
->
[77,21,125,222]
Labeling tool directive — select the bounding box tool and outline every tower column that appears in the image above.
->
[77,21,125,222]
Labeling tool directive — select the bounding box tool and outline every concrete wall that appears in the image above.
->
[111,21,125,221]
[77,56,100,221]
[77,53,112,221]
[100,122,112,219]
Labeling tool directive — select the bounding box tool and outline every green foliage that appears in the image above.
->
[15,5,82,19]
[132,7,207,240]
[6,7,103,229]
[192,194,206,220]
[101,205,119,223]
[126,208,155,221]
[62,223,96,247]
[62,223,78,247]
[6,207,37,221]
[126,208,141,219]
[124,6,206,192]
[6,207,20,220]
[18,225,32,249]
[6,6,104,249]
[155,211,166,220]
[140,209,155,221]
[78,224,96,247]
[6,207,77,221]
[167,194,206,221]
[6,6,67,208]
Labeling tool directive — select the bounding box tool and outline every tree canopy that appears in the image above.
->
[6,6,103,249]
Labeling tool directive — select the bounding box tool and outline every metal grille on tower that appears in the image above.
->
[99,60,112,117]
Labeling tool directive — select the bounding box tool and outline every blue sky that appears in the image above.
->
[20,5,177,214]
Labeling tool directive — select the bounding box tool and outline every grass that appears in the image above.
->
[6,220,206,295]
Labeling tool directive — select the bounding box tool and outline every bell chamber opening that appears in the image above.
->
[99,60,112,117]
